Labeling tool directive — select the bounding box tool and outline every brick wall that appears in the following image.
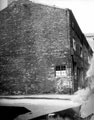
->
[0,0,71,95]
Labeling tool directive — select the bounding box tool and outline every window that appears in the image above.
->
[73,38,76,51]
[88,56,91,63]
[56,65,66,71]
[55,65,66,77]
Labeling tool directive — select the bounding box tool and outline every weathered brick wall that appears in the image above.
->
[0,0,70,95]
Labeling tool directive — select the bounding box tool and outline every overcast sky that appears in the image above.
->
[0,0,94,34]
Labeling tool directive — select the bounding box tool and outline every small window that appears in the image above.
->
[55,65,66,77]
[73,38,76,51]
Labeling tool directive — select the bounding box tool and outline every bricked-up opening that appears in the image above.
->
[55,65,67,77]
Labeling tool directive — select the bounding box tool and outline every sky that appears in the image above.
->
[0,0,94,34]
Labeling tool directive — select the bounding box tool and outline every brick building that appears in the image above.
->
[0,0,93,95]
